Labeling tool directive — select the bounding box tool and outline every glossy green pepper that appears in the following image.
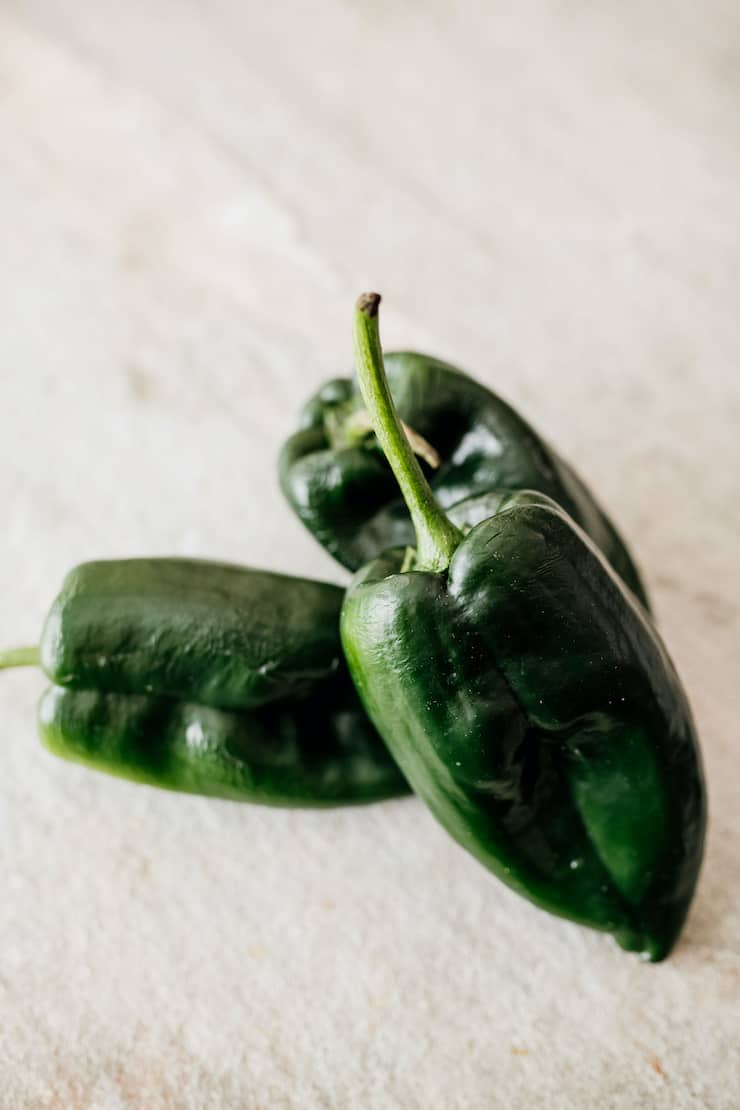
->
[341,294,705,959]
[37,677,403,806]
[40,560,347,709]
[1,559,408,806]
[279,350,649,609]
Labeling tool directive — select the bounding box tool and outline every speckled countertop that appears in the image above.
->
[1,2,738,1106]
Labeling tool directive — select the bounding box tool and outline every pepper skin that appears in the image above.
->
[279,352,650,609]
[2,559,409,806]
[341,294,705,959]
[39,674,406,806]
[40,559,349,710]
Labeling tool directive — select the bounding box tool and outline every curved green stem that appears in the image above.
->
[0,646,39,671]
[353,293,462,572]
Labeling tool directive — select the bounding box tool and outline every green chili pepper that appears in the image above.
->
[340,293,705,959]
[279,350,649,609]
[37,677,404,806]
[39,559,347,709]
[1,559,408,806]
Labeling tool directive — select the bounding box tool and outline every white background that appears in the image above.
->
[1,2,738,1106]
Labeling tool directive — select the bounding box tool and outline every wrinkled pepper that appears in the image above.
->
[279,347,649,610]
[1,559,408,806]
[340,293,706,960]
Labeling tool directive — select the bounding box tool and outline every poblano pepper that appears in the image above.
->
[1,559,408,806]
[279,345,649,609]
[341,293,706,960]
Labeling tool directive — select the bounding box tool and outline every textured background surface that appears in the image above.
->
[1,2,739,1106]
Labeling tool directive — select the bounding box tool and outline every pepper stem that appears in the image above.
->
[353,293,463,572]
[0,646,39,671]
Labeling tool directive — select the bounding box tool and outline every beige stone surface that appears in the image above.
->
[1,2,738,1106]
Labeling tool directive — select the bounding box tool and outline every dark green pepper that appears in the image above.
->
[340,294,705,959]
[40,559,347,709]
[2,559,408,806]
[37,676,403,806]
[279,350,650,609]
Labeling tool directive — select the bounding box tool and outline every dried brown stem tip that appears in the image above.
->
[356,292,381,317]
